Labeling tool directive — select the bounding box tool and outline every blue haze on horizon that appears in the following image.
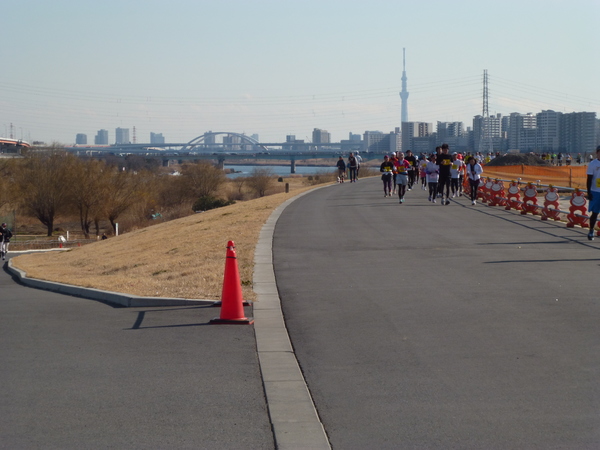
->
[1,0,598,145]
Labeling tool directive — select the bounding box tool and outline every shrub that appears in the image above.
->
[193,195,235,212]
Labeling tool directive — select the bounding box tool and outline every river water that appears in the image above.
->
[225,164,335,178]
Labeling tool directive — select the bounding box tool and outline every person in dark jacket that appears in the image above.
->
[347,153,359,183]
[336,156,346,183]
[0,222,13,260]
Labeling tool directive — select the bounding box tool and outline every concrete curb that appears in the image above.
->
[253,186,331,449]
[6,260,215,308]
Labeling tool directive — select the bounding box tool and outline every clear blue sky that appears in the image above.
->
[1,0,598,144]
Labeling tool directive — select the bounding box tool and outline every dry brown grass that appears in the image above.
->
[11,177,323,301]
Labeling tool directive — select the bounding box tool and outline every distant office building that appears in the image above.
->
[312,128,331,144]
[250,134,259,142]
[363,130,401,153]
[436,122,468,152]
[76,133,87,145]
[401,122,433,152]
[94,129,108,145]
[150,132,165,144]
[561,111,597,154]
[115,128,130,144]
[363,131,386,152]
[223,134,241,151]
[283,136,305,152]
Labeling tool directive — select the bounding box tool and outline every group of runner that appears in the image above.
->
[379,144,484,205]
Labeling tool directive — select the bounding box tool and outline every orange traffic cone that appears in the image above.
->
[210,241,253,325]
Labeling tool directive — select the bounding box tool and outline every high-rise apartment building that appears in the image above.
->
[115,128,130,144]
[473,114,502,152]
[536,110,562,152]
[561,111,597,154]
[94,129,108,145]
[76,133,87,145]
[312,128,331,144]
[507,113,536,151]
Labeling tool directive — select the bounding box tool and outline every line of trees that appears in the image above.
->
[1,152,243,237]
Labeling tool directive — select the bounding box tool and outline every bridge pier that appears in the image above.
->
[216,157,225,170]
[290,157,296,174]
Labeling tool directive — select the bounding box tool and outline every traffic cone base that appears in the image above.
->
[210,316,254,325]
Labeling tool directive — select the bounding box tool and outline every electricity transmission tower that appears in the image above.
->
[479,69,493,153]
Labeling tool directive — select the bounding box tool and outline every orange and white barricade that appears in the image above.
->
[505,181,522,211]
[520,182,539,215]
[541,185,561,221]
[480,178,493,203]
[566,189,589,229]
[488,179,506,207]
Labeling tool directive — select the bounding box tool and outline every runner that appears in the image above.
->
[394,152,411,203]
[466,156,483,205]
[380,155,395,197]
[450,153,465,198]
[586,145,600,240]
[389,152,399,194]
[436,143,453,205]
[426,154,439,203]
[419,156,428,190]
[404,149,417,190]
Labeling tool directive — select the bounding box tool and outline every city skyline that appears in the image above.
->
[2,0,599,145]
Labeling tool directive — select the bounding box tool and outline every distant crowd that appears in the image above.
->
[334,144,600,242]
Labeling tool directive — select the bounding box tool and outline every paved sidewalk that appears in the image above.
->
[0,256,274,449]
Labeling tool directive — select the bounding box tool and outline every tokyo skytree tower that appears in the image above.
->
[399,48,409,123]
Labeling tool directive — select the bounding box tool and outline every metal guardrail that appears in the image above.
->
[9,239,97,251]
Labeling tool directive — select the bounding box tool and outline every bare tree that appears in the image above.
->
[69,158,109,238]
[0,159,17,211]
[102,168,144,234]
[181,161,226,199]
[15,152,76,236]
[246,167,276,197]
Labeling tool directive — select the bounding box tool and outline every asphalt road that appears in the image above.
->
[273,177,600,449]
[0,260,273,449]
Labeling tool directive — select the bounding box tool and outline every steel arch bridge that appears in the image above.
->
[180,132,269,153]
